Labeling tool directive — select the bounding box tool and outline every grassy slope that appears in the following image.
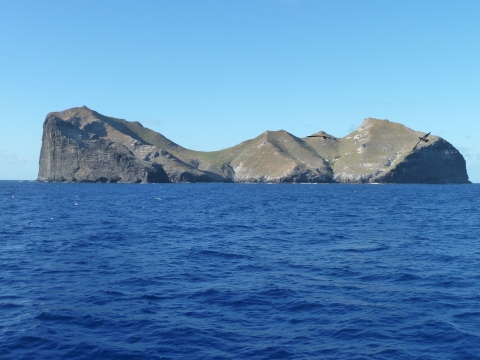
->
[102,113,436,178]
[53,107,437,180]
[331,119,437,176]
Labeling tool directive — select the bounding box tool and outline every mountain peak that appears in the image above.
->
[38,108,470,184]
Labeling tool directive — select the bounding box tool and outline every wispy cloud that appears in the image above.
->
[0,151,28,166]
[347,123,359,133]
[457,147,480,166]
[140,118,164,127]
[457,146,477,159]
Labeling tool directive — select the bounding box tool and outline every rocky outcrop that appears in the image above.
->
[37,107,208,183]
[226,130,333,183]
[37,107,470,184]
[313,118,469,184]
[378,139,469,184]
[38,116,168,183]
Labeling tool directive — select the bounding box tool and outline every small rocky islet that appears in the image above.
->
[38,106,469,184]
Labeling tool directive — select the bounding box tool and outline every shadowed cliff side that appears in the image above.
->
[38,107,470,183]
[38,116,169,183]
[305,118,469,184]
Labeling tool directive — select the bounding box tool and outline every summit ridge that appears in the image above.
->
[38,107,469,184]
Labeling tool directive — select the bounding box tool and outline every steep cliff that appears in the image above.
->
[38,107,469,183]
[306,118,469,184]
[38,107,209,183]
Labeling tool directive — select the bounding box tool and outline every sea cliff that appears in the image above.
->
[38,107,469,184]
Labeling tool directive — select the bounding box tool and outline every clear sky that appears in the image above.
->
[1,0,479,182]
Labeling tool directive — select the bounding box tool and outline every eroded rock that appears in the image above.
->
[38,108,470,184]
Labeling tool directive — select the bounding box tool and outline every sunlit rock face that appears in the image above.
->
[311,118,470,184]
[38,108,469,184]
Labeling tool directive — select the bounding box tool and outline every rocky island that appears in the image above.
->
[38,106,469,184]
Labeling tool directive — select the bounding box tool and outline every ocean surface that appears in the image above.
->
[1,181,480,359]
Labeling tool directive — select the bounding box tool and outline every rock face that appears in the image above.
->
[38,107,470,184]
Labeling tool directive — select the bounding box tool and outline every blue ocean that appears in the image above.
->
[1,182,480,359]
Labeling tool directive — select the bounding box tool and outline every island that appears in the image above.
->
[38,106,469,184]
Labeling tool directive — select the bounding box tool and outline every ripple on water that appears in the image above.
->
[1,182,480,359]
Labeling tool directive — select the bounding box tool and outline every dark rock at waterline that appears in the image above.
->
[38,107,469,184]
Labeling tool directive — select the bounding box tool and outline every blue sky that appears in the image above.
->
[1,0,479,181]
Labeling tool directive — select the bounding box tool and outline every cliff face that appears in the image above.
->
[38,116,169,183]
[38,107,470,184]
[313,118,469,184]
[38,107,210,183]
[378,139,469,184]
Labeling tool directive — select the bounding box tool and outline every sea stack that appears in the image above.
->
[38,107,470,184]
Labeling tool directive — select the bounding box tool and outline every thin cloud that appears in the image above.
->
[457,146,472,158]
[0,151,28,166]
[141,118,164,126]
[457,147,480,167]
[347,123,359,133]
